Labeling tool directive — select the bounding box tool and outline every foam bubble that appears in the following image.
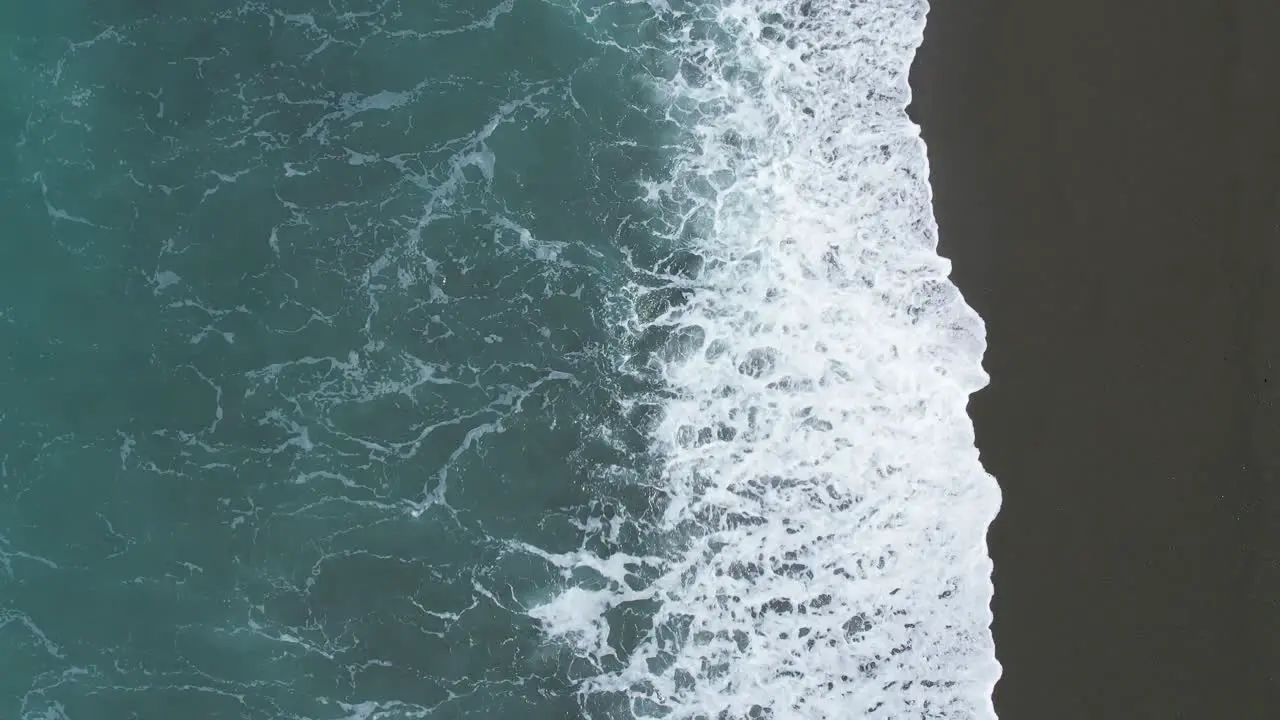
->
[535,0,1001,717]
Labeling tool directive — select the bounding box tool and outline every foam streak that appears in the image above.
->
[542,1,1001,717]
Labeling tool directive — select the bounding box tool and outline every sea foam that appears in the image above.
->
[534,0,1001,717]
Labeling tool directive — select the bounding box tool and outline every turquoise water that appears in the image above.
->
[2,2,681,717]
[2,1,1002,718]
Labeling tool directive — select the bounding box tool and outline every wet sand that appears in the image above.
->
[910,0,1280,716]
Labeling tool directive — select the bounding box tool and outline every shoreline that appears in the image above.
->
[910,0,1280,716]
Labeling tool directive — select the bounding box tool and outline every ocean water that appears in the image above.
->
[0,0,1000,718]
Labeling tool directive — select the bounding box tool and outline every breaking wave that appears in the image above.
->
[530,1,1002,718]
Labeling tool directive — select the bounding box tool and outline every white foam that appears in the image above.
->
[534,0,1001,717]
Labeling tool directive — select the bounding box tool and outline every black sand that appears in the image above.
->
[910,1,1280,716]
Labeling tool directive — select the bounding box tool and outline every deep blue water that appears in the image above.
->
[2,2,682,717]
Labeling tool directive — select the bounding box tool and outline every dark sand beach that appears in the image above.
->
[911,0,1280,716]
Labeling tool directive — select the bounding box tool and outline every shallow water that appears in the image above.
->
[0,1,998,718]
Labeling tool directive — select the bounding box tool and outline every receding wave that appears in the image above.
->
[529,1,1002,717]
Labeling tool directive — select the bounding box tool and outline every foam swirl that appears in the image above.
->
[533,1,1002,717]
